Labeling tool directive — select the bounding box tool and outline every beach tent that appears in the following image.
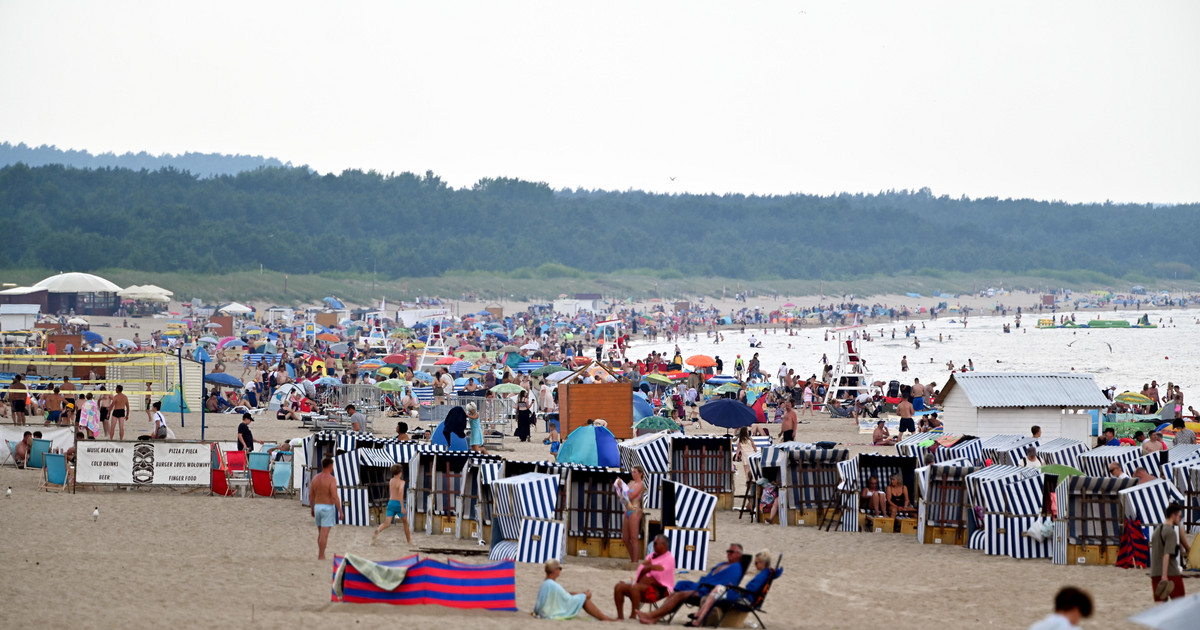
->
[267,383,307,411]
[158,384,190,413]
[489,472,565,564]
[556,425,620,468]
[331,554,517,611]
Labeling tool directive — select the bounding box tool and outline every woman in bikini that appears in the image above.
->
[885,474,914,517]
[621,467,646,567]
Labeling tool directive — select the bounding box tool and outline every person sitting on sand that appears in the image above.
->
[861,476,887,515]
[872,420,898,446]
[885,474,914,517]
[685,550,773,628]
[635,542,745,625]
[535,559,614,621]
[614,534,675,620]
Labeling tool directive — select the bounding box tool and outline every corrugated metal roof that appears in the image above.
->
[0,304,41,314]
[941,372,1110,408]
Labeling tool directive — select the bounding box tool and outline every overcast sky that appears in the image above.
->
[2,1,1197,203]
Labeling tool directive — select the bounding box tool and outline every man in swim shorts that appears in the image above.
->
[310,456,343,560]
[897,395,916,434]
[372,464,411,545]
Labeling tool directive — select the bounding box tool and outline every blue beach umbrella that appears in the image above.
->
[556,425,620,467]
[698,398,757,430]
[204,373,244,388]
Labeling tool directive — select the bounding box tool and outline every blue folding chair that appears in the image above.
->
[247,452,271,472]
[40,453,70,491]
[271,461,293,496]
[27,439,52,469]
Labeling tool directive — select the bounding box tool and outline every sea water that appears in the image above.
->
[633,308,1200,396]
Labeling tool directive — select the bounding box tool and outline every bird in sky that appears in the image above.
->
[669,177,676,181]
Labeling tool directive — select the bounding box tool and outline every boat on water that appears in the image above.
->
[1036,315,1156,329]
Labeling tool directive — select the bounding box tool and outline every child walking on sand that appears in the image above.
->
[372,464,412,545]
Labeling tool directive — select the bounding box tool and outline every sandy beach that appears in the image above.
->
[2,291,1193,629]
[0,408,1164,630]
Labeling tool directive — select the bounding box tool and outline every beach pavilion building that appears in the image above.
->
[0,272,123,316]
[938,373,1109,443]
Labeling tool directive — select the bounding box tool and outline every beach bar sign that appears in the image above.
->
[76,441,211,486]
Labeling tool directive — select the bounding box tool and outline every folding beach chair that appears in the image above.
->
[40,453,70,492]
[662,555,753,625]
[708,558,784,628]
[225,450,247,472]
[248,452,273,497]
[209,445,241,497]
[3,440,18,467]
[27,438,51,469]
[271,461,293,496]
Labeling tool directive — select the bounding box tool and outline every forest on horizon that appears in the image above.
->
[0,156,1196,283]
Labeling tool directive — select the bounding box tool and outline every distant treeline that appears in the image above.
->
[0,142,291,178]
[0,162,1196,281]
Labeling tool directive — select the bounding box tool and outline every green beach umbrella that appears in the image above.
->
[377,379,409,392]
[491,383,525,394]
[633,415,681,432]
[714,383,742,395]
[1041,464,1084,478]
[643,374,672,386]
[532,364,569,377]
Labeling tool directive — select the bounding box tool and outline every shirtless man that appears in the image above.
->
[310,457,343,560]
[43,387,64,426]
[780,400,797,443]
[911,379,926,412]
[873,420,898,445]
[110,385,130,440]
[8,376,26,425]
[372,464,412,545]
[897,395,916,435]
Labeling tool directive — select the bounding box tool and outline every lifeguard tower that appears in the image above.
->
[824,326,882,406]
[417,320,450,372]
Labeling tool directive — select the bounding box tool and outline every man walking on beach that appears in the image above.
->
[372,464,411,545]
[780,400,797,443]
[310,457,343,560]
[1151,503,1186,601]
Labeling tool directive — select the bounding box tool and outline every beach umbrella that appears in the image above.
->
[413,371,434,383]
[685,354,716,368]
[67,317,89,326]
[632,395,656,421]
[380,354,405,364]
[81,331,102,344]
[116,339,137,348]
[314,376,341,387]
[706,375,738,385]
[204,322,222,329]
[1127,593,1200,629]
[219,302,253,314]
[316,333,340,342]
[520,342,540,351]
[323,297,345,309]
[547,371,575,383]
[643,374,673,386]
[634,416,681,432]
[499,345,520,353]
[699,398,757,429]
[488,332,510,342]
[532,364,568,377]
[204,373,244,388]
[377,379,408,392]
[329,342,349,354]
[197,336,218,344]
[491,383,524,394]
[714,383,741,395]
[406,341,425,349]
[556,425,621,467]
[450,360,473,373]
[434,356,458,365]
[1041,464,1085,478]
[193,346,212,363]
[1115,392,1154,406]
[457,344,482,353]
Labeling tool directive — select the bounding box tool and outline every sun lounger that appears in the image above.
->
[709,563,783,628]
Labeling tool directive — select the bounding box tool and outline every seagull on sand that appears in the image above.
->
[93,507,99,522]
